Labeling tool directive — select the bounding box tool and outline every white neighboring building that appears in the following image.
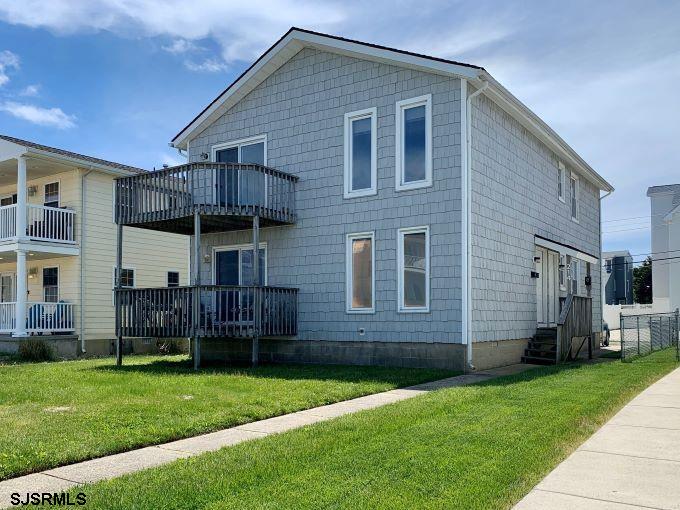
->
[647,184,680,313]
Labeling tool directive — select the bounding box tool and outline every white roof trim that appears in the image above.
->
[171,28,613,193]
[535,236,598,264]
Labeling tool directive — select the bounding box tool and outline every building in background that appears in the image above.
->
[647,184,680,313]
[0,135,189,358]
[602,250,633,305]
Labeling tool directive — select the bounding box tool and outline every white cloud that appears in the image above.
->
[0,101,76,129]
[162,39,199,54]
[19,84,40,96]
[183,58,227,73]
[0,49,19,86]
[160,151,186,168]
[0,0,345,64]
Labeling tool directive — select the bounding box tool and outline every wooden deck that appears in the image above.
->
[114,162,298,234]
[115,285,298,339]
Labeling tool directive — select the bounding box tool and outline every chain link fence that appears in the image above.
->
[620,310,680,361]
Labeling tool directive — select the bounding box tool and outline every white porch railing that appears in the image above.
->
[26,205,75,243]
[0,301,75,334]
[0,204,75,243]
[0,204,17,239]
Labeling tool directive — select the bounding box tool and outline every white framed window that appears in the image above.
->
[42,266,59,302]
[112,267,135,304]
[570,173,579,222]
[559,254,566,291]
[567,257,580,295]
[395,95,432,191]
[557,161,566,203]
[212,243,267,286]
[211,135,267,165]
[344,107,377,198]
[398,226,430,312]
[167,271,180,287]
[346,232,375,313]
[113,267,135,288]
[44,182,60,208]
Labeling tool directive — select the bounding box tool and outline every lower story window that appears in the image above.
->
[43,267,58,302]
[346,232,374,313]
[398,226,430,312]
[114,267,135,288]
[167,271,180,287]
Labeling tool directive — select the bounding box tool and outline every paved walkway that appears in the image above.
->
[515,366,680,510]
[0,364,535,507]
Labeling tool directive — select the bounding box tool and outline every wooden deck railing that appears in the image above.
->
[115,163,298,227]
[556,295,593,362]
[115,285,298,339]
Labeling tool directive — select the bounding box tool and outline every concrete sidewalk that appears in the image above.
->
[515,365,680,510]
[0,363,535,507]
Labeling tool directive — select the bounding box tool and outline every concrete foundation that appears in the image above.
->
[0,335,79,359]
[201,338,467,371]
[472,338,529,370]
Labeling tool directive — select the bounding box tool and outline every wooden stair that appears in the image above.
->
[522,327,557,365]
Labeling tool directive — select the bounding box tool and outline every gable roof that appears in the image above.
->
[171,27,613,193]
[0,134,146,175]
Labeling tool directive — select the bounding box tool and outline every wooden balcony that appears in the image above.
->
[115,285,298,339]
[114,162,298,234]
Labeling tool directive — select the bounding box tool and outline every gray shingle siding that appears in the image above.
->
[189,47,463,344]
[469,94,602,342]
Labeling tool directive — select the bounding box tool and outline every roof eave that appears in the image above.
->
[24,147,142,176]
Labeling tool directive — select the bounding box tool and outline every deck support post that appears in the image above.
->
[115,222,123,366]
[193,212,201,370]
[252,214,260,367]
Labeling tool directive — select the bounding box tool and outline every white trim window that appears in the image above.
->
[44,182,60,208]
[395,95,432,191]
[113,267,135,288]
[570,172,579,222]
[398,226,430,312]
[557,161,566,202]
[212,243,267,286]
[42,266,59,302]
[344,107,377,198]
[211,135,267,165]
[167,271,180,287]
[346,232,375,313]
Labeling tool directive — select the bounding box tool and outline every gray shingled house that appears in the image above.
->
[113,28,614,371]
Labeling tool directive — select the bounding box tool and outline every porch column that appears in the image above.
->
[193,212,201,370]
[115,223,123,366]
[252,214,260,367]
[16,156,27,240]
[13,249,27,337]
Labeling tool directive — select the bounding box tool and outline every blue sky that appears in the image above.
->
[0,0,678,263]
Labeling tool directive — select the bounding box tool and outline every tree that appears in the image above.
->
[633,256,653,304]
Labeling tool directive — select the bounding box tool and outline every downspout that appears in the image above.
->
[79,167,94,354]
[462,77,489,372]
[599,190,612,342]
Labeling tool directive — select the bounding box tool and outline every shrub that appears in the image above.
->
[18,339,54,362]
[156,339,184,355]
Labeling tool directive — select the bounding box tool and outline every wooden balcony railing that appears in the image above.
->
[115,285,298,339]
[115,163,298,231]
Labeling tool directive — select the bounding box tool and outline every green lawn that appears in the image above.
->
[0,355,452,480]
[73,350,678,510]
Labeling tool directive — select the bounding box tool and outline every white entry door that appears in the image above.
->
[535,246,559,327]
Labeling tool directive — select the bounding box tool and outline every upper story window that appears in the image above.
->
[344,108,377,198]
[570,173,579,222]
[0,194,16,207]
[557,161,565,202]
[346,232,375,313]
[395,95,432,191]
[44,182,60,208]
[213,135,266,166]
[398,226,430,312]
